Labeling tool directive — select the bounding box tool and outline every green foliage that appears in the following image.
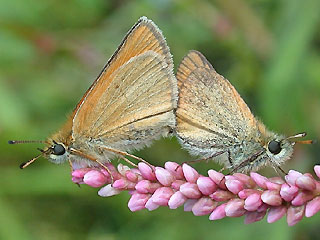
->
[1,0,319,239]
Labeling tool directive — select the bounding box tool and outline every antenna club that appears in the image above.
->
[8,140,15,144]
[20,162,26,169]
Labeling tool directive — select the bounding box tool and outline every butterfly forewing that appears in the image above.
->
[71,17,177,155]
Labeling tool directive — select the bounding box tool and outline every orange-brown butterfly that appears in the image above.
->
[10,17,178,173]
[175,50,313,174]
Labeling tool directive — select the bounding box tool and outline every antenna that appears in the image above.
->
[285,132,315,145]
[8,140,44,144]
[19,154,43,169]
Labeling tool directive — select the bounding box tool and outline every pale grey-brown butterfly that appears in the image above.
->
[175,50,312,174]
[10,17,178,174]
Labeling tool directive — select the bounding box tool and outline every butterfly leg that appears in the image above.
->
[99,146,152,168]
[229,150,265,174]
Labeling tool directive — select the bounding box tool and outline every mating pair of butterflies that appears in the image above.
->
[12,17,312,174]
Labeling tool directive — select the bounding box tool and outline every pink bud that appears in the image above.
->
[138,162,156,181]
[210,190,235,201]
[113,178,136,190]
[184,199,197,212]
[238,189,261,199]
[98,184,121,197]
[244,193,262,211]
[208,170,226,189]
[233,173,256,188]
[197,176,217,195]
[267,206,287,223]
[314,165,320,179]
[180,182,202,199]
[72,177,83,184]
[280,183,299,202]
[182,164,199,183]
[145,198,159,211]
[165,162,184,179]
[168,191,187,209]
[287,205,305,226]
[155,167,175,186]
[209,203,227,220]
[128,193,150,211]
[135,180,161,194]
[244,211,266,224]
[83,170,108,188]
[225,176,244,194]
[261,190,282,206]
[225,199,246,217]
[117,164,130,176]
[171,180,186,190]
[265,181,281,191]
[152,187,174,206]
[192,197,218,216]
[72,168,91,178]
[250,172,268,189]
[295,175,316,191]
[285,170,303,186]
[291,191,314,206]
[305,196,320,217]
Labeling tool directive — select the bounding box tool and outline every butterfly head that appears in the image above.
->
[265,132,314,166]
[8,139,70,168]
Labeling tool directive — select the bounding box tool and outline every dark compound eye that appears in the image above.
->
[268,140,282,155]
[53,144,65,155]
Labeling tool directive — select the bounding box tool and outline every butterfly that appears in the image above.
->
[10,17,178,174]
[175,50,312,173]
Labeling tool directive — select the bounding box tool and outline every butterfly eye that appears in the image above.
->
[53,144,66,155]
[268,140,281,155]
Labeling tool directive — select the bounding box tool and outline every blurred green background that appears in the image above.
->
[1,0,320,239]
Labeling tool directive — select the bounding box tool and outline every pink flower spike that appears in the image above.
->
[244,193,262,211]
[209,203,227,220]
[152,187,174,206]
[295,175,316,191]
[261,190,282,206]
[145,198,159,211]
[138,162,156,181]
[168,191,187,209]
[98,184,121,197]
[155,167,175,186]
[285,170,303,186]
[267,206,287,223]
[305,196,320,217]
[184,199,198,211]
[192,197,218,216]
[208,170,226,189]
[280,184,299,202]
[225,176,244,194]
[250,172,268,189]
[83,170,108,188]
[182,164,200,183]
[135,180,161,194]
[117,164,130,176]
[244,211,266,224]
[314,165,320,179]
[180,182,202,199]
[165,162,184,179]
[128,193,150,211]
[225,199,246,217]
[287,205,305,226]
[197,176,217,195]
